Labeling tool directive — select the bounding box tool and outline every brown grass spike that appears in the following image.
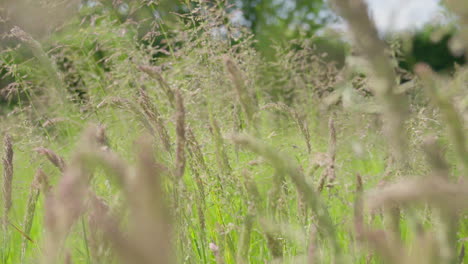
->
[34,147,66,172]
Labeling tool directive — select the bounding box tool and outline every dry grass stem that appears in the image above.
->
[174,89,186,180]
[209,116,232,175]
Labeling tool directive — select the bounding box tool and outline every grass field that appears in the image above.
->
[0,1,467,263]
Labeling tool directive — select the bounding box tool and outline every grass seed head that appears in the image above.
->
[2,134,13,227]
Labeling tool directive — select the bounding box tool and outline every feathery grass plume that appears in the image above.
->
[415,64,468,175]
[138,65,175,108]
[10,26,67,103]
[329,0,408,163]
[186,127,209,174]
[20,169,44,262]
[97,97,156,136]
[2,134,13,233]
[34,147,66,172]
[224,56,257,129]
[186,127,207,231]
[209,115,232,176]
[174,89,186,180]
[138,88,172,153]
[231,134,343,261]
[262,103,311,153]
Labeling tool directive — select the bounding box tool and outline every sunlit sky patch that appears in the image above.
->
[366,0,444,32]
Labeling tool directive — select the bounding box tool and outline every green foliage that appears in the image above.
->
[398,25,466,72]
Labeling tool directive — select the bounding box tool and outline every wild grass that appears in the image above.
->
[0,0,467,263]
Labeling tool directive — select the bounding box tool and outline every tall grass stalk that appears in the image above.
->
[232,134,343,262]
[330,0,408,163]
[225,57,257,130]
[138,88,172,153]
[2,134,13,231]
[2,134,13,262]
[139,65,176,108]
[415,64,468,175]
[20,169,44,262]
[174,89,186,180]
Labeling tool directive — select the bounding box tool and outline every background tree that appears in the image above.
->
[397,24,466,73]
[236,0,329,52]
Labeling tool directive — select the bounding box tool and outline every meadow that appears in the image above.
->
[0,0,467,263]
